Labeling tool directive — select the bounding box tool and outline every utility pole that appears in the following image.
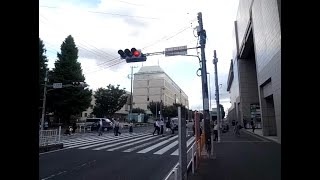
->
[207,73,211,111]
[180,89,182,103]
[160,87,164,120]
[197,12,211,154]
[41,70,48,130]
[213,50,221,142]
[129,66,138,121]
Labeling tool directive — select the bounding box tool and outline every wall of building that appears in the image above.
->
[228,0,281,142]
[132,66,189,113]
[251,0,281,141]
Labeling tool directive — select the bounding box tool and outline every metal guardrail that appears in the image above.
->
[39,126,61,146]
[163,138,200,180]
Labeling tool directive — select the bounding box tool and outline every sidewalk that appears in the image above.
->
[187,128,281,180]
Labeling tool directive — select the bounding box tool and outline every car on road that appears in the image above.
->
[170,117,189,130]
[85,118,113,131]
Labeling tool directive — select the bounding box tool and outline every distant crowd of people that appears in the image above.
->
[152,119,176,136]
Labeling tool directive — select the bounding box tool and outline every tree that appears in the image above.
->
[147,101,161,116]
[47,35,92,125]
[92,84,128,118]
[132,108,146,114]
[219,104,225,119]
[162,105,177,119]
[39,38,48,116]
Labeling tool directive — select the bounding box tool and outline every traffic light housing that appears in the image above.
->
[118,48,147,63]
[72,82,86,87]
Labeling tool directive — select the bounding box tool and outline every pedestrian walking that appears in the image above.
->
[250,120,255,133]
[170,119,175,134]
[72,122,77,133]
[160,119,164,136]
[164,119,171,136]
[243,119,247,129]
[234,121,242,137]
[114,120,121,136]
[98,119,103,136]
[129,121,133,133]
[213,121,218,141]
[152,119,160,135]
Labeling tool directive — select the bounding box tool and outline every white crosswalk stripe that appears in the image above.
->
[77,134,148,149]
[171,136,195,155]
[153,140,178,155]
[93,134,154,150]
[137,135,178,154]
[106,135,159,151]
[60,132,195,156]
[122,136,168,152]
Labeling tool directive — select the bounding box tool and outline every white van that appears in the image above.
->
[85,118,113,131]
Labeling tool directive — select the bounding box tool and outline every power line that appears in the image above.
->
[40,5,159,20]
[40,15,119,67]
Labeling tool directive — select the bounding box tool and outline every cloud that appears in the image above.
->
[39,0,240,113]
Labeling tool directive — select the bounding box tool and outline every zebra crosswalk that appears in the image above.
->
[61,132,195,156]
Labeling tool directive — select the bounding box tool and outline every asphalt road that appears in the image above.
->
[40,125,195,180]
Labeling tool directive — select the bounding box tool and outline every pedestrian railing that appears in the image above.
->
[39,126,61,147]
[163,139,199,180]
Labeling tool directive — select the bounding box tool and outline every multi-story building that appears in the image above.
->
[227,0,281,143]
[132,65,189,112]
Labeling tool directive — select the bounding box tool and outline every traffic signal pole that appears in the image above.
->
[213,50,221,142]
[41,71,48,130]
[129,66,138,121]
[197,12,212,155]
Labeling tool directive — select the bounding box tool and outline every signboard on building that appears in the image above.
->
[53,83,62,89]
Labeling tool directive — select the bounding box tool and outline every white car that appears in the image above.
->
[85,118,113,131]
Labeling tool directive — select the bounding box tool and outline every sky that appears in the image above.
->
[39,0,240,114]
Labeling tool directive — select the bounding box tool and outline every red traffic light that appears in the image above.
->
[133,50,140,57]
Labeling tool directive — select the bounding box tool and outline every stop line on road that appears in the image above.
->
[60,132,195,156]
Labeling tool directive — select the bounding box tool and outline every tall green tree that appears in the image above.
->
[132,108,146,114]
[147,101,161,116]
[92,84,128,118]
[39,38,48,115]
[47,35,92,125]
[162,105,177,119]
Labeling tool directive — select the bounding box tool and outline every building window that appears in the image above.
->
[147,96,149,101]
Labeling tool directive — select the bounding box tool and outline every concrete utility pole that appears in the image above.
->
[213,50,221,142]
[178,106,187,180]
[160,87,165,120]
[197,12,211,154]
[41,71,48,130]
[129,66,138,121]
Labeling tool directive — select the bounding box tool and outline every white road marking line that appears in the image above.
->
[106,136,158,151]
[137,135,178,153]
[153,140,178,155]
[63,136,119,146]
[64,134,133,147]
[171,136,195,155]
[69,134,143,149]
[93,134,154,150]
[122,136,168,152]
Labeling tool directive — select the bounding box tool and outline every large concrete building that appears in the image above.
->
[132,66,189,112]
[227,0,281,143]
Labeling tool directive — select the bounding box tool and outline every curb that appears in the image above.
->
[243,129,280,144]
[39,143,64,153]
